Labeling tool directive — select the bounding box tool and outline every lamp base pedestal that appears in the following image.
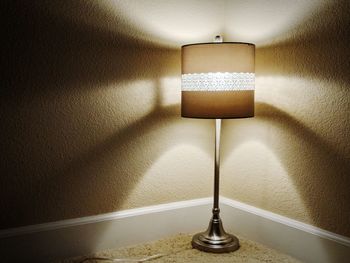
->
[191,214,239,253]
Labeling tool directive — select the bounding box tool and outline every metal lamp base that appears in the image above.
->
[192,212,240,253]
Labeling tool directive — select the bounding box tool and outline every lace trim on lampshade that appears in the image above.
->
[181,72,255,91]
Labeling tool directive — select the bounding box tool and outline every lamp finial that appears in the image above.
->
[214,35,223,42]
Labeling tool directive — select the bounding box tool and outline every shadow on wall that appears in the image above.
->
[257,0,350,84]
[256,102,350,263]
[223,0,350,238]
[1,1,212,229]
[256,102,350,234]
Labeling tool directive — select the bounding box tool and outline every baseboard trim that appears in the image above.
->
[219,197,350,263]
[0,197,349,262]
[0,198,213,262]
[0,197,212,239]
[220,197,350,247]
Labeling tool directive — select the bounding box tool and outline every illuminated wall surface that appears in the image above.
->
[1,0,349,237]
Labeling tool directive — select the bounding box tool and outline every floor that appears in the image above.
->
[59,233,302,263]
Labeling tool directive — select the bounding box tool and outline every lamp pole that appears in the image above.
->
[213,119,221,213]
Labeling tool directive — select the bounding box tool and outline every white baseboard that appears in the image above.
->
[219,197,350,263]
[0,198,213,262]
[1,197,349,263]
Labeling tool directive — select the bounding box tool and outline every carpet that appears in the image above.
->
[59,233,302,263]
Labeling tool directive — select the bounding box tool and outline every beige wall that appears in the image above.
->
[222,0,350,237]
[1,1,214,229]
[1,0,349,237]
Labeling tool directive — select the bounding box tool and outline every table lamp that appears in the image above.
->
[181,36,255,253]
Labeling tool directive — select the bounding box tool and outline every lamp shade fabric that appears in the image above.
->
[181,42,255,118]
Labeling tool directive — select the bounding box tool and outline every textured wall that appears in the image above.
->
[1,1,214,229]
[222,1,350,236]
[1,0,349,238]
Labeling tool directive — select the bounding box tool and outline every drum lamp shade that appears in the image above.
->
[181,42,255,118]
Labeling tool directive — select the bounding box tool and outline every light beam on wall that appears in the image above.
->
[222,140,310,222]
[96,0,327,47]
[224,0,327,45]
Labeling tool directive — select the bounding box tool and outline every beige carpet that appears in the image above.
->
[59,234,302,263]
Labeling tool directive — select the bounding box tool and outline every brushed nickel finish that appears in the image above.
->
[192,119,240,253]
